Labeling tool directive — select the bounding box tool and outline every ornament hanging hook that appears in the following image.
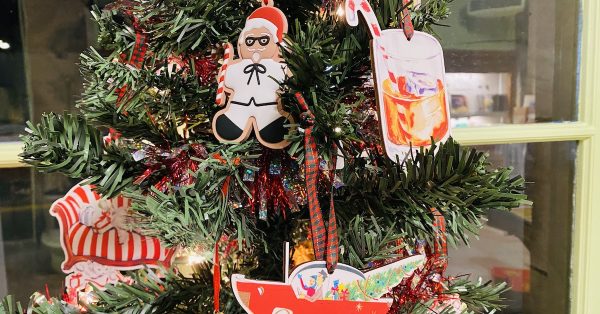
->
[262,0,274,7]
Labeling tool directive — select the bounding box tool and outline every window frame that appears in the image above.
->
[0,1,599,312]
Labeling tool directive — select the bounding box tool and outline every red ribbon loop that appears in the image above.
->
[295,93,339,273]
[213,240,221,312]
[430,207,448,272]
[401,0,415,40]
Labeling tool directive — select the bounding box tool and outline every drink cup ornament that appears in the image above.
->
[345,0,451,161]
[213,0,294,149]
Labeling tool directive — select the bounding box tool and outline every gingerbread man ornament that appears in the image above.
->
[213,1,293,149]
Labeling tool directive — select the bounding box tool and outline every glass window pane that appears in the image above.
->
[438,0,580,127]
[0,0,27,141]
[0,169,75,302]
[447,141,577,313]
[0,0,92,142]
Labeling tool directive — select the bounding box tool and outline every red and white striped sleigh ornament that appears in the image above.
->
[50,183,175,300]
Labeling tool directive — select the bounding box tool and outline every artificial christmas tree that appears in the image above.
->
[5,0,528,313]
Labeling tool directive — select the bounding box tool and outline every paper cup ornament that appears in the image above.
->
[232,255,425,313]
[345,0,451,161]
[213,2,294,149]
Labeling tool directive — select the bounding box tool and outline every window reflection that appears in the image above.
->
[0,0,27,141]
[0,0,92,142]
[439,0,579,126]
[448,142,576,313]
[0,169,74,302]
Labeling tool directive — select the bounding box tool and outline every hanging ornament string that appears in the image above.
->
[326,145,339,271]
[401,0,415,40]
[212,236,238,313]
[294,92,339,273]
[213,240,221,313]
[430,207,448,272]
[105,4,149,144]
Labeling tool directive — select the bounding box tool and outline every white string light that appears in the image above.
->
[336,5,345,17]
[188,253,208,265]
[0,40,10,50]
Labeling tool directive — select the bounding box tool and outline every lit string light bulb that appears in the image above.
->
[336,5,345,18]
[188,253,208,265]
[0,40,10,50]
[81,290,98,305]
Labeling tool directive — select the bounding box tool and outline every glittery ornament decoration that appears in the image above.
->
[333,175,345,189]
[415,239,426,255]
[259,188,268,221]
[131,149,147,162]
[243,168,256,182]
[282,177,292,191]
[133,143,208,192]
[388,258,453,312]
[387,209,452,312]
[247,149,299,221]
[286,191,301,213]
[319,159,328,171]
[268,159,282,175]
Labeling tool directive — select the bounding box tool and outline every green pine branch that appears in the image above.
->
[21,113,104,178]
[337,138,530,248]
[78,47,216,145]
[338,215,406,268]
[447,277,509,313]
[14,1,523,313]
[94,0,256,57]
[0,295,24,314]
[20,112,141,198]
[88,266,243,314]
[125,142,261,249]
[0,294,79,314]
[412,0,454,34]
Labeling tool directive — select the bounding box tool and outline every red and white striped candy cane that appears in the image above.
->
[215,43,233,106]
[345,0,383,39]
[346,0,399,82]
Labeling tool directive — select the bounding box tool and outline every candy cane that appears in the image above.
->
[346,0,399,82]
[215,43,232,106]
[345,0,383,38]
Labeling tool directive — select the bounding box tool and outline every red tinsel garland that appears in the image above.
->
[133,143,208,192]
[247,149,293,219]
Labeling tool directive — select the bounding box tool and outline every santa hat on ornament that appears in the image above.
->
[243,6,288,43]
